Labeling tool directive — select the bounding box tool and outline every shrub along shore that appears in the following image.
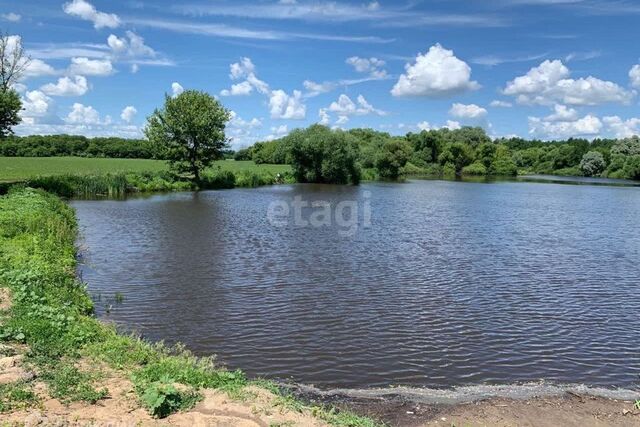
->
[0,167,294,198]
[0,187,379,425]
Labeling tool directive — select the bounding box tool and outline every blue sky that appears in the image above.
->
[2,0,640,147]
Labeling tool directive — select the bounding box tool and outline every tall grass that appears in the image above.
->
[21,169,294,198]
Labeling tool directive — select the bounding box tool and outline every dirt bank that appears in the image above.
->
[331,392,640,427]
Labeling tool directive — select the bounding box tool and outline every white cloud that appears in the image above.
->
[65,103,106,125]
[21,90,54,118]
[63,0,120,29]
[269,89,306,119]
[630,64,640,89]
[504,59,635,105]
[544,104,578,122]
[23,59,58,78]
[417,121,431,131]
[391,44,480,97]
[449,103,487,119]
[603,116,640,138]
[345,56,387,78]
[444,120,462,130]
[318,108,330,125]
[303,80,336,97]
[108,31,156,58]
[40,75,89,96]
[529,114,602,139]
[131,64,139,73]
[327,94,386,117]
[68,57,113,76]
[1,13,21,22]
[220,81,253,96]
[221,57,306,119]
[265,124,289,140]
[171,82,184,97]
[490,100,512,108]
[222,57,269,96]
[120,106,137,123]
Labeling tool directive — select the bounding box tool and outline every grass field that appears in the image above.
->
[0,157,291,182]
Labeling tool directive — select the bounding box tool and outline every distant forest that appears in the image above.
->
[236,125,640,181]
[2,127,640,181]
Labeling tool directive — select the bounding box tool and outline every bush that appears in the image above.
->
[579,151,606,177]
[289,125,361,185]
[462,162,487,176]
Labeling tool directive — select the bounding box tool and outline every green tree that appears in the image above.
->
[0,88,21,138]
[289,125,361,184]
[375,138,412,180]
[1,32,29,137]
[145,90,230,183]
[579,151,606,177]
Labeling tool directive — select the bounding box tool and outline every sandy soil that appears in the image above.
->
[339,392,640,427]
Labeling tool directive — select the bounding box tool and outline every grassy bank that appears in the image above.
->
[0,157,291,182]
[0,188,379,425]
[0,157,294,198]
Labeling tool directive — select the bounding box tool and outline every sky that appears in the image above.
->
[2,0,640,148]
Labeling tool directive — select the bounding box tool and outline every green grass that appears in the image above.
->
[0,188,382,425]
[0,157,290,182]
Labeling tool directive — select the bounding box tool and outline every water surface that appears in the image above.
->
[72,179,640,392]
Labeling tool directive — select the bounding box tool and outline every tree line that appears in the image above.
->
[236,125,640,183]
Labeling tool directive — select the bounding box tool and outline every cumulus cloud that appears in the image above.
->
[108,31,156,58]
[171,82,184,97]
[120,106,137,123]
[265,124,289,141]
[630,64,640,89]
[23,59,58,78]
[345,56,387,78]
[544,104,578,122]
[68,57,113,76]
[504,59,635,106]
[221,57,306,120]
[269,89,306,119]
[63,0,120,29]
[391,44,480,97]
[65,103,108,125]
[328,94,386,116]
[40,75,89,96]
[319,94,386,126]
[220,81,253,96]
[529,114,602,139]
[222,57,269,96]
[21,90,54,118]
[603,116,640,138]
[2,36,58,80]
[449,103,487,119]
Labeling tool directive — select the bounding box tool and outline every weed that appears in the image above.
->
[140,375,201,418]
[0,381,38,412]
[114,292,124,303]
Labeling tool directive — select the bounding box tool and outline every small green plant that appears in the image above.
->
[114,292,124,303]
[0,381,38,412]
[40,362,108,404]
[634,399,640,410]
[140,375,200,418]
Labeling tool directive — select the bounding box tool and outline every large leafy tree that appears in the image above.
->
[289,125,361,185]
[145,90,230,183]
[0,88,20,138]
[0,32,29,138]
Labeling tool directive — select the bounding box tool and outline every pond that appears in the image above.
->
[72,179,640,397]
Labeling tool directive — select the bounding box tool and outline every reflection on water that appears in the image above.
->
[72,180,640,390]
